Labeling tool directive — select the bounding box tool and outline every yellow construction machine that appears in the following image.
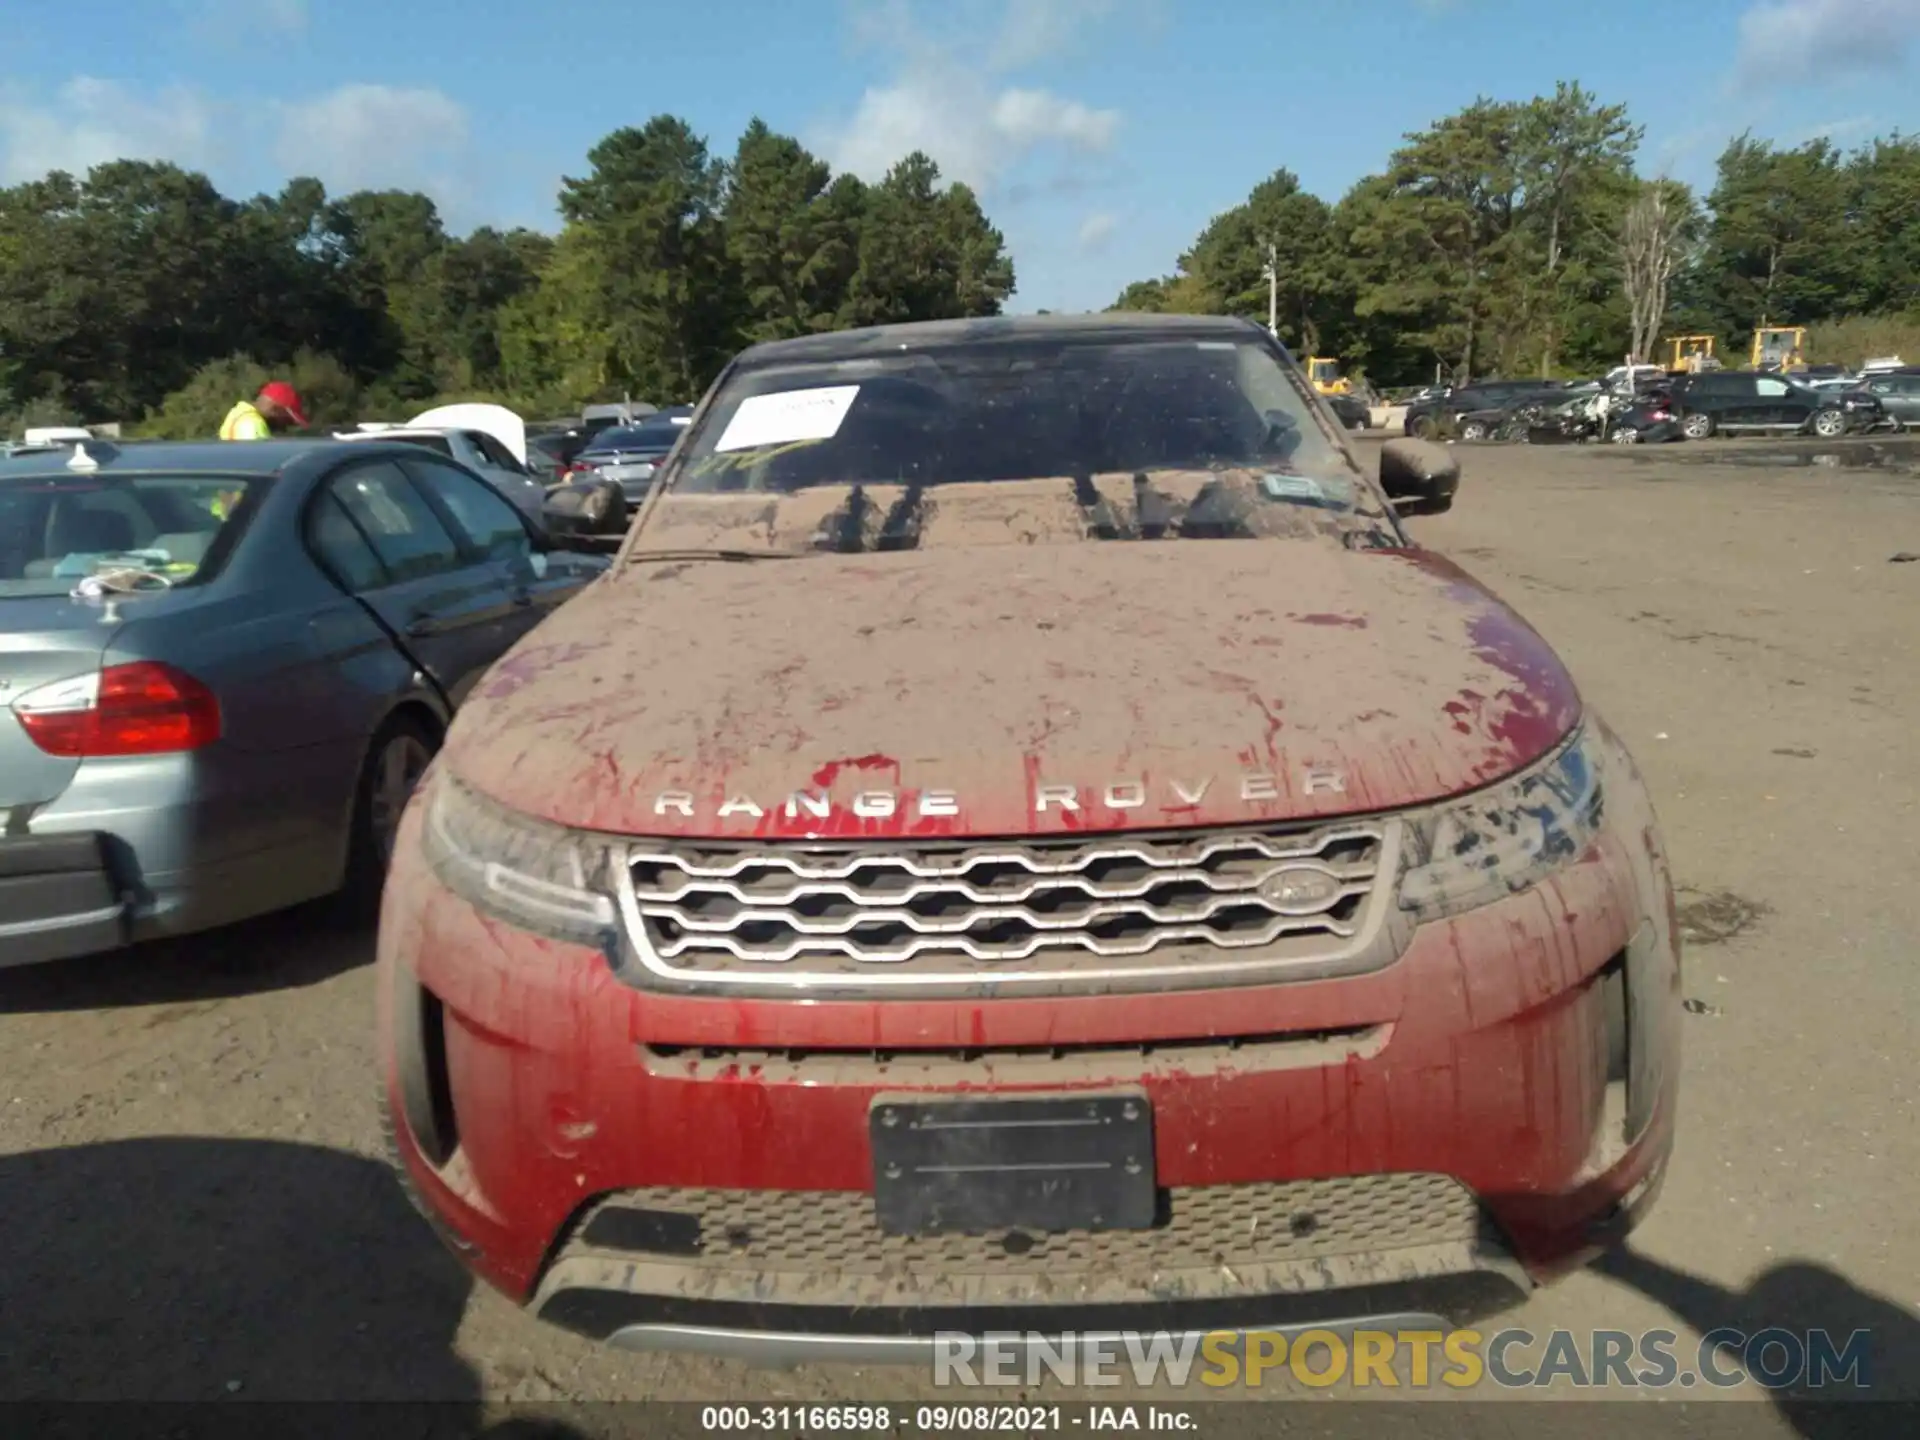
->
[1665,335,1717,371]
[1751,325,1807,371]
[1305,357,1353,395]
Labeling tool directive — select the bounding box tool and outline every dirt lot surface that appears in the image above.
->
[2,436,1916,1435]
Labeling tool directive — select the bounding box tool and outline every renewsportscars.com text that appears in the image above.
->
[932,1327,1873,1391]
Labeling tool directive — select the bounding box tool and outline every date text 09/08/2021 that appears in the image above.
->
[699,1406,1190,1433]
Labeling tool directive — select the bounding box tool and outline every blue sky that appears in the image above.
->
[2,0,1916,312]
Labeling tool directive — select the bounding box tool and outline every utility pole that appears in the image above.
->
[1261,241,1278,337]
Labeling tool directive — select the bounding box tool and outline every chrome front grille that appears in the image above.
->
[618,821,1395,991]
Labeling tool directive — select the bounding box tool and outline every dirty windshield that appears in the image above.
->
[644,336,1399,555]
[0,472,251,598]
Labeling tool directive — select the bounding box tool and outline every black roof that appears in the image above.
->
[735,313,1273,368]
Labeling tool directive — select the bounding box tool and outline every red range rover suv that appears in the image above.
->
[377,314,1680,1363]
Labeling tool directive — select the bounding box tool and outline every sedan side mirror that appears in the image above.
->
[1380,438,1460,516]
[542,479,628,546]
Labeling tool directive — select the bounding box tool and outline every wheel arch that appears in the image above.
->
[325,690,453,887]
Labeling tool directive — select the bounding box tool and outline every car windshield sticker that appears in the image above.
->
[1260,473,1328,504]
[716,385,861,452]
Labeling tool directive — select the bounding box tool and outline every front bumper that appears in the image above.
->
[378,767,1682,1359]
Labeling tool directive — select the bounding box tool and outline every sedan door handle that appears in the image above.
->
[405,614,440,638]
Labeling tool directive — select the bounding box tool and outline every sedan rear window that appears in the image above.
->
[586,422,686,452]
[0,473,254,597]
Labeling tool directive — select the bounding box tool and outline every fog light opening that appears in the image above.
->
[396,973,461,1168]
[1581,953,1633,1178]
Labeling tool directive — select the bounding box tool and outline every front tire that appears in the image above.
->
[1460,420,1488,441]
[1611,426,1642,444]
[1811,409,1847,438]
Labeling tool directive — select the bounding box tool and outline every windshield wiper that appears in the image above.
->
[626,547,800,564]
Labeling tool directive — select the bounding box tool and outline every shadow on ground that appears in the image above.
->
[0,1136,584,1436]
[0,899,373,1014]
[1599,1243,1918,1437]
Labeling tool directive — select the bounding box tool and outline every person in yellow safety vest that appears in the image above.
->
[219,380,308,441]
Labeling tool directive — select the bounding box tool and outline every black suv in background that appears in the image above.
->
[1672,371,1880,439]
[1402,379,1564,438]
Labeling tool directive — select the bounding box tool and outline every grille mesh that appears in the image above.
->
[575,1174,1482,1274]
[623,822,1387,980]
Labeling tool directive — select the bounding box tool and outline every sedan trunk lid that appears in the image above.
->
[1,598,120,809]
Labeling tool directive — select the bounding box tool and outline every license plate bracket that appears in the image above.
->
[869,1091,1155,1236]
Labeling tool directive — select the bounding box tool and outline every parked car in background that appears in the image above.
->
[1324,392,1370,431]
[0,437,607,967]
[1671,371,1880,439]
[1601,364,1667,391]
[1603,389,1684,443]
[523,431,572,486]
[1860,372,1920,429]
[1404,379,1564,438]
[536,404,661,472]
[378,313,1679,1358]
[338,405,547,521]
[565,407,695,502]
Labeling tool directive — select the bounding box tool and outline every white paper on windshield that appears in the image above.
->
[715,385,860,452]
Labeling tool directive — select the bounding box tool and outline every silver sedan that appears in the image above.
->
[0,437,606,967]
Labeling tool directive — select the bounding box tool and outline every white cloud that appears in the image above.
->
[0,75,478,227]
[272,83,473,213]
[992,89,1118,150]
[0,76,219,185]
[991,0,1116,68]
[1732,0,1920,89]
[1077,210,1117,250]
[824,0,1121,194]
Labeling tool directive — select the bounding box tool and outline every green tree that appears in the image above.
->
[1843,135,1920,316]
[0,161,270,418]
[1698,135,1852,337]
[1509,83,1641,372]
[557,115,735,398]
[136,349,361,439]
[1177,169,1344,352]
[845,153,1015,326]
[724,120,862,342]
[1356,100,1531,382]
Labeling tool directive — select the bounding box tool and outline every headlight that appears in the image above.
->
[420,772,619,946]
[1396,726,1605,921]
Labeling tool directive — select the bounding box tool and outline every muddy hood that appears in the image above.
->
[444,543,1582,838]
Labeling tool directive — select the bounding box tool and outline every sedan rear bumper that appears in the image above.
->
[0,831,127,968]
[2,739,361,965]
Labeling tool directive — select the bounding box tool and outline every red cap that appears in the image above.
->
[259,381,308,428]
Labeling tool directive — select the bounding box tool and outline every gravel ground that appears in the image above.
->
[2,435,1915,1436]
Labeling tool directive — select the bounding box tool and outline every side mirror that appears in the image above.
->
[542,479,628,542]
[1380,437,1460,516]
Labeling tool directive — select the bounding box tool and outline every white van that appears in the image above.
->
[1602,364,1668,390]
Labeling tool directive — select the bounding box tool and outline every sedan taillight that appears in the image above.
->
[12,661,222,757]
